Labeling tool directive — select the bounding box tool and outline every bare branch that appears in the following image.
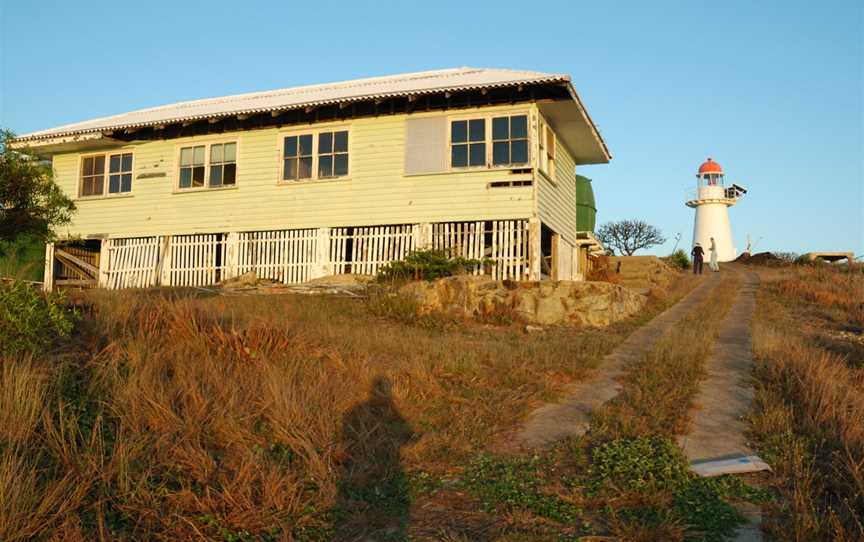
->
[595,219,667,256]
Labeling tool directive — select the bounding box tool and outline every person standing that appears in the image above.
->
[691,243,705,275]
[709,237,719,272]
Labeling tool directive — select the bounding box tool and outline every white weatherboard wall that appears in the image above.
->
[536,125,579,245]
[50,104,537,240]
[45,101,594,287]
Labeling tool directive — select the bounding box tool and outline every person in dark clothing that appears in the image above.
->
[691,243,705,274]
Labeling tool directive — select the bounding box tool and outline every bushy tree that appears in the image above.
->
[596,219,666,256]
[0,129,75,251]
[663,249,691,270]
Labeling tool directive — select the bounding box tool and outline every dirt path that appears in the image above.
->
[516,273,721,449]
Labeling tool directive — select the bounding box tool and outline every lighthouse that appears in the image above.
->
[686,158,747,262]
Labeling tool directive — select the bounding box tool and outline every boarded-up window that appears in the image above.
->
[404,117,448,175]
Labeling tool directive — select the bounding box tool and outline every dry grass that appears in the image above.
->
[751,263,864,541]
[591,274,740,440]
[772,263,864,329]
[0,275,697,541]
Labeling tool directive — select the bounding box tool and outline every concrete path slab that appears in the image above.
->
[516,273,721,449]
[677,270,766,542]
[678,271,761,463]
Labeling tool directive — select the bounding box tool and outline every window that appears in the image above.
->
[317,130,349,178]
[281,130,349,182]
[492,115,529,166]
[209,143,237,187]
[80,152,134,197]
[81,155,105,196]
[178,142,236,190]
[108,153,133,194]
[449,113,530,169]
[283,134,313,181]
[451,119,486,167]
[179,145,206,188]
[539,120,556,176]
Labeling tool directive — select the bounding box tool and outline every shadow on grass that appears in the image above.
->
[334,376,415,541]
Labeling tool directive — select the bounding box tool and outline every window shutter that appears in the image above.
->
[404,116,447,175]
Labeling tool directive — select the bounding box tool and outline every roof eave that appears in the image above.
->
[564,82,611,162]
[13,75,572,146]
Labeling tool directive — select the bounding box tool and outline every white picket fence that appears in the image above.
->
[103,237,163,289]
[95,219,535,290]
[165,234,225,287]
[237,229,318,284]
[331,225,415,275]
[432,220,529,280]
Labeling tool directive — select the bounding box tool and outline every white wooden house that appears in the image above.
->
[14,68,609,290]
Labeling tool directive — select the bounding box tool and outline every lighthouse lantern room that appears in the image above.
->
[686,158,747,262]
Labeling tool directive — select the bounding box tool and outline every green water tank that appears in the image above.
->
[575,175,597,232]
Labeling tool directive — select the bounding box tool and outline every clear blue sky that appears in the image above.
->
[1,0,861,256]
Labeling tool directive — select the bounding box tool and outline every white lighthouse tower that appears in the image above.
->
[686,158,747,262]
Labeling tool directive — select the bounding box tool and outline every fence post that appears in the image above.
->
[98,239,110,288]
[42,242,55,292]
[159,236,173,286]
[412,222,432,251]
[224,232,239,280]
[312,227,330,279]
[572,244,580,281]
[528,218,542,281]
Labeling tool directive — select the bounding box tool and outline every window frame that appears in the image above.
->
[77,151,135,199]
[174,140,239,192]
[277,125,351,184]
[538,117,557,179]
[491,114,530,168]
[447,110,531,171]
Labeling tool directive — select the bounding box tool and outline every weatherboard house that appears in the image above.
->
[15,68,609,290]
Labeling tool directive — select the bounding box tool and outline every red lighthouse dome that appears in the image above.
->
[698,158,723,176]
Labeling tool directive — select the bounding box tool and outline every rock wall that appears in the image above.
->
[399,276,646,327]
[607,256,676,292]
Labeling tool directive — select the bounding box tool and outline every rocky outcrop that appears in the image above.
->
[607,256,676,292]
[399,276,646,327]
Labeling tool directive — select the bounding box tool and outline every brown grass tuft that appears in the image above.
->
[751,264,864,541]
[1,275,700,540]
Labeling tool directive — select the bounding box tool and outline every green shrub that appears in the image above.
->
[0,232,45,281]
[0,279,76,355]
[464,454,581,522]
[588,437,771,541]
[376,249,483,282]
[662,249,690,271]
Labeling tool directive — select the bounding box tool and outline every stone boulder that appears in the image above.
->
[399,276,646,327]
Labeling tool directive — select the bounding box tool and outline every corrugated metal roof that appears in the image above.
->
[16,67,572,142]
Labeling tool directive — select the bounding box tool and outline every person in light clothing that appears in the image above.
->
[709,237,719,272]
